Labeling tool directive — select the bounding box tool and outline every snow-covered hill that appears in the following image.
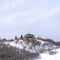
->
[3,35,60,60]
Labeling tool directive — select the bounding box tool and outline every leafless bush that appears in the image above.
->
[0,44,39,60]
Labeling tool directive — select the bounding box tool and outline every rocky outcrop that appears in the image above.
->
[24,34,36,43]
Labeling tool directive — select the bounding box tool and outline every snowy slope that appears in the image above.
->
[39,48,60,60]
[4,39,60,60]
[5,39,40,53]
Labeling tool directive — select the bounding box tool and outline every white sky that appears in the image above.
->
[0,0,60,41]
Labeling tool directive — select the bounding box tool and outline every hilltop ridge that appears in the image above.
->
[0,34,60,60]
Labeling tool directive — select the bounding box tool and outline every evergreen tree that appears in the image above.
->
[20,35,23,40]
[15,36,17,40]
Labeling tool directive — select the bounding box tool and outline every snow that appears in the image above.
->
[39,48,60,60]
[34,48,60,60]
[5,40,24,49]
[5,40,38,53]
[4,39,60,60]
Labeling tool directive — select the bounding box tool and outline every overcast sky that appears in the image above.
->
[0,0,60,41]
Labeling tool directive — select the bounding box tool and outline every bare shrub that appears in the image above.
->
[0,44,39,60]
